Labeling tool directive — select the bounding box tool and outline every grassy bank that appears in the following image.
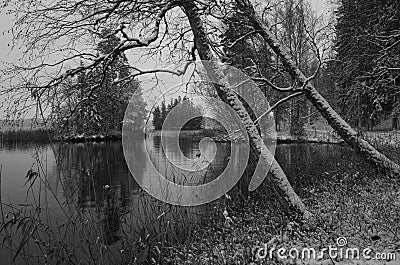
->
[165,175,400,264]
[161,146,400,264]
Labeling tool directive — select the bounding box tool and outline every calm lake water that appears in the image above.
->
[0,135,365,263]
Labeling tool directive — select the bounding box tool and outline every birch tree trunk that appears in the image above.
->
[239,1,400,178]
[180,1,312,219]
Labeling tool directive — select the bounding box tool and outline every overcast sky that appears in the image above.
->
[0,0,331,119]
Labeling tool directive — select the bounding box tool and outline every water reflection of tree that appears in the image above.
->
[55,142,139,244]
[53,138,219,246]
[150,135,231,185]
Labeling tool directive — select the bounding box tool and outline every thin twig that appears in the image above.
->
[255,91,304,124]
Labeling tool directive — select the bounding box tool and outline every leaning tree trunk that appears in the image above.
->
[239,0,400,177]
[181,1,312,219]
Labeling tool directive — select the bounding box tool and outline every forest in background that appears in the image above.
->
[152,96,203,130]
[46,0,400,136]
[0,0,398,137]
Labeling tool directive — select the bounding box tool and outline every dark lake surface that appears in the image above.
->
[0,135,367,263]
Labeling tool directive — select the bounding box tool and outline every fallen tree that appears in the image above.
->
[234,0,400,178]
[180,1,312,219]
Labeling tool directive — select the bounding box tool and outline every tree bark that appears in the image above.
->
[241,1,400,177]
[180,1,312,219]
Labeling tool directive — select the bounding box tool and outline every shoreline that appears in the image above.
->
[57,130,347,146]
[2,129,398,148]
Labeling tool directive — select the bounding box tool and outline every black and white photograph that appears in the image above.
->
[0,0,399,264]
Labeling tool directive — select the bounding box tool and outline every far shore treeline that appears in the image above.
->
[152,96,203,131]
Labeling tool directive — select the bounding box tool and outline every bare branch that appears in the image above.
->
[252,77,298,92]
[254,91,304,124]
[225,30,261,49]
[112,61,194,86]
